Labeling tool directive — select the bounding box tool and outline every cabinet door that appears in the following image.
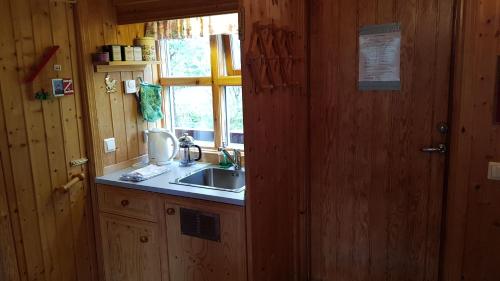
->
[164,199,247,281]
[100,213,162,281]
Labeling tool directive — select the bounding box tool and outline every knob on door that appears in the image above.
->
[139,236,149,243]
[421,143,447,154]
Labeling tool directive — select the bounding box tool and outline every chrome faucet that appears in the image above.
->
[218,147,242,170]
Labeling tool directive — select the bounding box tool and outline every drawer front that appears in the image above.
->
[98,185,159,222]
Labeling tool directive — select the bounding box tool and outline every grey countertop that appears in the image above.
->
[95,162,245,206]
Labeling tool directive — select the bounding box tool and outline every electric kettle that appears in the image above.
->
[145,128,179,165]
[178,133,202,167]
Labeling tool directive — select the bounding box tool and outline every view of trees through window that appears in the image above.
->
[171,86,215,145]
[224,86,243,147]
[165,37,211,77]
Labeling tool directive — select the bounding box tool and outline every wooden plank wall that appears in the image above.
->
[96,21,161,174]
[0,1,96,281]
[442,0,500,280]
[74,2,162,278]
[113,0,238,24]
[240,0,308,280]
[75,0,162,176]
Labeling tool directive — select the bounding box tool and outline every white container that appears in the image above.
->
[133,47,143,61]
[145,128,179,165]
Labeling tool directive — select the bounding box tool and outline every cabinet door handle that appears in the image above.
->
[121,199,130,207]
[166,208,175,215]
[139,236,149,243]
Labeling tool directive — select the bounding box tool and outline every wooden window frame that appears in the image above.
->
[159,35,242,150]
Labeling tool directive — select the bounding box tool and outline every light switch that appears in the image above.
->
[104,138,116,153]
[488,162,500,181]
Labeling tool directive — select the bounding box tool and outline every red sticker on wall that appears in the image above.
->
[63,78,74,95]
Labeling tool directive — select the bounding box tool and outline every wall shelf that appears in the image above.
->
[94,61,161,73]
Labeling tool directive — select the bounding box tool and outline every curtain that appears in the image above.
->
[145,13,238,39]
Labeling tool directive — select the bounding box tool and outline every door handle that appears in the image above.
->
[421,144,447,154]
[57,173,85,192]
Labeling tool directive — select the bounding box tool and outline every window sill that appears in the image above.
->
[195,148,245,167]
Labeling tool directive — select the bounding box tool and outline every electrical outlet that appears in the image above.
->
[54,64,62,71]
[104,138,116,153]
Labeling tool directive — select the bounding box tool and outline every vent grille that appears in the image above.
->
[180,208,221,242]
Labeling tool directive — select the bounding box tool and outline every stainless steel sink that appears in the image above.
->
[173,167,245,193]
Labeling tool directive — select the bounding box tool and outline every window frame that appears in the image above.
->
[159,35,243,150]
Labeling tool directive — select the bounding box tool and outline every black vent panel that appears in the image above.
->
[180,208,221,242]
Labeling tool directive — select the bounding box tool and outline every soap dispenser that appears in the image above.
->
[218,142,232,168]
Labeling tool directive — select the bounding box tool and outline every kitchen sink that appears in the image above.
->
[173,167,245,193]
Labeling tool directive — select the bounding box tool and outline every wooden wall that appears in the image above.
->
[442,0,500,280]
[241,1,308,281]
[75,0,162,177]
[0,1,96,281]
[74,1,163,279]
[94,22,162,175]
[113,0,238,24]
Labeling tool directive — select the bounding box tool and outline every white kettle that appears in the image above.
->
[145,128,179,165]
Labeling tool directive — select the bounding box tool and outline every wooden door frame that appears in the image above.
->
[72,2,107,281]
[440,0,474,279]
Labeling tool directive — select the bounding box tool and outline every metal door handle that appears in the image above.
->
[421,144,447,154]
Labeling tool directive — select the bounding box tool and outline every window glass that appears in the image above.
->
[224,86,244,148]
[165,37,211,77]
[171,86,214,146]
[230,34,241,71]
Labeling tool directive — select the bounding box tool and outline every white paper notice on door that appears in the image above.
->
[359,23,401,91]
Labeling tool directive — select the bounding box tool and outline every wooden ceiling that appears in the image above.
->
[113,0,239,24]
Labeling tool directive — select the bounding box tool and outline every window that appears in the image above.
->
[160,31,243,150]
[223,86,243,148]
[164,37,211,77]
[169,86,214,147]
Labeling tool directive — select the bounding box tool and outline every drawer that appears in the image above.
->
[97,185,159,222]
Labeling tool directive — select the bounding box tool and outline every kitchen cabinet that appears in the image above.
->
[97,184,247,281]
[100,213,162,281]
[164,198,247,281]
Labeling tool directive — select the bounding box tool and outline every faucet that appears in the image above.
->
[218,147,242,170]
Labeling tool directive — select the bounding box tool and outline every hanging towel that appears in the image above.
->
[139,81,164,122]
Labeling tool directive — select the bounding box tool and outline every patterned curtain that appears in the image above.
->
[145,13,238,39]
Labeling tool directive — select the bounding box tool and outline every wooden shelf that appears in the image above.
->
[94,61,161,73]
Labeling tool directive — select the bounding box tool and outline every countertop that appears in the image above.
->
[95,162,245,206]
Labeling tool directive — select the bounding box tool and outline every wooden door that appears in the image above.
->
[100,213,162,281]
[309,0,454,280]
[164,198,247,281]
[0,1,97,281]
